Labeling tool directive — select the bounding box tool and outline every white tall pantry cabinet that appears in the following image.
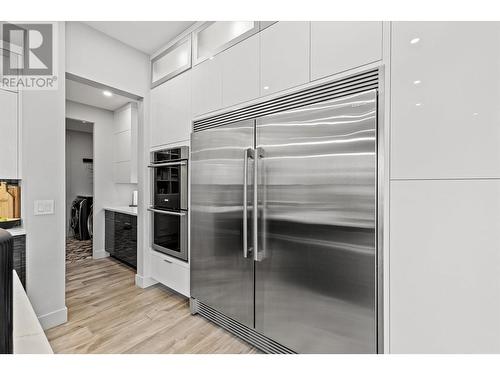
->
[0,88,19,179]
[390,22,500,353]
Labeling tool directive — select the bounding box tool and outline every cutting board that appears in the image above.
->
[0,182,14,218]
[7,185,20,218]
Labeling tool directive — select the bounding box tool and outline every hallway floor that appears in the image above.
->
[45,257,258,354]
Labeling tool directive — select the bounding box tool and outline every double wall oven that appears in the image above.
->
[148,146,188,261]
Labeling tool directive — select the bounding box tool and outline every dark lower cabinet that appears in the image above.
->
[105,211,137,269]
[12,235,26,289]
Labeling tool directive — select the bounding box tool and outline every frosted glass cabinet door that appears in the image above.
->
[310,22,382,81]
[151,71,192,147]
[260,21,310,96]
[391,22,500,179]
[193,21,258,64]
[151,36,191,88]
[0,89,18,179]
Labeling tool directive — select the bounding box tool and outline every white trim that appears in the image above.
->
[37,306,67,330]
[93,249,109,259]
[135,274,158,288]
[382,20,392,354]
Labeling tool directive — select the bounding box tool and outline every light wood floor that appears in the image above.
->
[45,257,259,354]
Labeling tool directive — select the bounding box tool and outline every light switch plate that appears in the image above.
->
[34,200,55,215]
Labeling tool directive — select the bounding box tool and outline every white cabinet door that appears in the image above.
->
[113,131,131,162]
[390,180,500,353]
[0,89,18,179]
[150,71,192,147]
[221,33,260,108]
[113,103,138,183]
[113,161,131,184]
[310,22,382,81]
[191,57,223,117]
[260,21,310,96]
[391,22,500,179]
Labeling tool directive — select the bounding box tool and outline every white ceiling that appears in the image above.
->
[66,79,133,111]
[83,21,196,55]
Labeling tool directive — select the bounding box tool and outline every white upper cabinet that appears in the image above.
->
[0,88,18,179]
[391,22,500,179]
[151,70,192,146]
[260,22,310,96]
[113,103,138,183]
[221,33,260,108]
[191,57,222,117]
[310,22,382,81]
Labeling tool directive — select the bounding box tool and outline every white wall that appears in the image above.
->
[65,21,150,284]
[65,22,149,97]
[22,22,67,329]
[65,129,93,236]
[66,101,137,259]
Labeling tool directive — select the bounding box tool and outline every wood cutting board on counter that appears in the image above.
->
[7,185,21,218]
[0,182,14,218]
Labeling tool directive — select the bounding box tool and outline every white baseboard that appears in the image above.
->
[135,274,158,288]
[37,306,68,330]
[93,250,109,259]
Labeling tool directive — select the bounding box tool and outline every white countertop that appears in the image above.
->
[13,271,53,354]
[5,227,26,236]
[104,206,138,216]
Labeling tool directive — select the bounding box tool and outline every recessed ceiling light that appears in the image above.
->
[263,86,269,90]
[209,56,215,60]
[473,112,479,116]
[103,90,113,97]
[415,103,422,107]
[410,38,420,44]
[413,80,421,85]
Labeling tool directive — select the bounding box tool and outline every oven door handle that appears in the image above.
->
[148,161,187,168]
[147,207,187,216]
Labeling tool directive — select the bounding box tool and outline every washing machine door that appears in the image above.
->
[87,205,93,239]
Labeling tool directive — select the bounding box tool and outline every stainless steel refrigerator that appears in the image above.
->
[190,70,380,354]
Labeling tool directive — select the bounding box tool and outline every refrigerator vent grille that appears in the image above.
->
[191,299,295,354]
[193,68,379,132]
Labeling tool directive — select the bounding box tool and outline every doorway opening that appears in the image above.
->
[65,118,94,263]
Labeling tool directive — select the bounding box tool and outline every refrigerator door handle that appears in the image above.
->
[254,147,264,262]
[243,148,254,258]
